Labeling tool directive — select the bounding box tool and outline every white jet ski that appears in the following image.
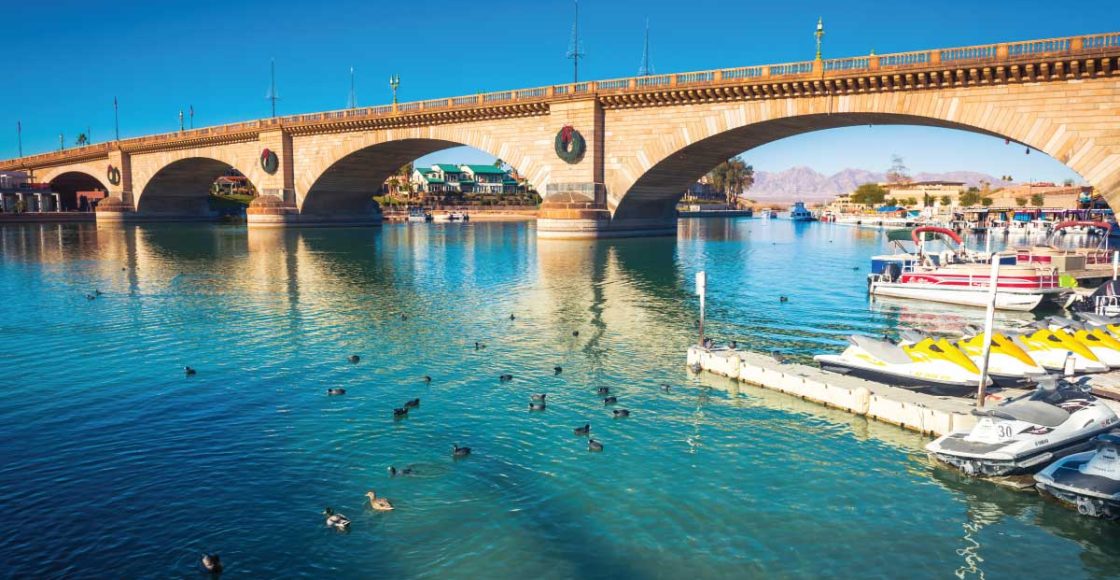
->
[904,328,1047,389]
[814,334,988,397]
[1045,316,1120,368]
[926,377,1119,477]
[1034,431,1120,519]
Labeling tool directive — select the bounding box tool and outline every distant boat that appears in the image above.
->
[407,207,432,222]
[788,201,816,222]
[758,208,777,219]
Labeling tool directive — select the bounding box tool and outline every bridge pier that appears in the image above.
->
[536,184,676,239]
[246,195,382,228]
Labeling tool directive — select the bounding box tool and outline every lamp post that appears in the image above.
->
[179,110,184,132]
[16,121,22,157]
[814,17,825,60]
[389,74,400,106]
[114,97,120,141]
[59,133,64,151]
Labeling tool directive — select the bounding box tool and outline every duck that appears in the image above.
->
[779,296,789,303]
[554,366,563,375]
[323,507,351,530]
[688,362,702,374]
[499,374,513,382]
[400,313,408,321]
[770,351,786,364]
[729,340,738,350]
[596,386,610,395]
[327,388,346,396]
[588,439,604,452]
[529,401,546,411]
[201,554,223,574]
[365,490,394,511]
[85,293,96,300]
[388,465,416,477]
[423,375,432,384]
[603,396,618,405]
[475,342,486,350]
[572,330,580,337]
[452,444,472,458]
[573,423,590,436]
[184,366,197,376]
[661,383,671,392]
[509,314,516,321]
[531,393,547,401]
[403,398,420,409]
[348,355,360,364]
[393,407,409,418]
[613,409,631,418]
[94,289,103,296]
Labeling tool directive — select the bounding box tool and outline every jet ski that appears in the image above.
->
[1008,326,1108,374]
[1078,312,1120,337]
[1034,431,1120,519]
[926,377,1119,477]
[900,329,1046,388]
[814,334,988,396]
[1046,316,1120,368]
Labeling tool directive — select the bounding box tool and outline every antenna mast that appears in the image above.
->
[638,19,651,76]
[347,66,357,109]
[566,0,584,83]
[266,59,280,117]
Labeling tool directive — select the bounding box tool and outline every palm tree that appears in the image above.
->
[75,133,89,146]
[708,157,754,207]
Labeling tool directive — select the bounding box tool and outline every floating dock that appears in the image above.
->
[687,346,982,436]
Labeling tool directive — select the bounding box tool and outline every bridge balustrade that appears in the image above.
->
[676,71,715,84]
[483,91,513,103]
[879,51,931,67]
[940,45,997,62]
[636,75,672,88]
[451,95,479,105]
[769,61,813,76]
[823,57,870,72]
[515,88,547,99]
[720,66,765,79]
[597,79,631,90]
[1009,39,1071,56]
[1081,33,1120,49]
[397,102,421,111]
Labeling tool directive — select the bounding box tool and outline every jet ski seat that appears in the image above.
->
[899,329,926,344]
[974,400,1070,428]
[847,335,912,365]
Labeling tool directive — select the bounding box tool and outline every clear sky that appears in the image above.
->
[3,0,1116,182]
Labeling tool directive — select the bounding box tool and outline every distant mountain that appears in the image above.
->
[745,166,1010,202]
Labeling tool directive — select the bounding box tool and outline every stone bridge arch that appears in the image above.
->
[37,162,111,210]
[293,122,554,216]
[132,145,263,215]
[606,80,1120,220]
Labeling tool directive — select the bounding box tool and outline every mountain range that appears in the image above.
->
[745,166,1012,202]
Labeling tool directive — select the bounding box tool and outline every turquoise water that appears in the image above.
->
[0,219,1117,578]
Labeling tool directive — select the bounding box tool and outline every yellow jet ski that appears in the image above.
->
[815,334,989,396]
[1047,316,1120,368]
[951,332,1048,387]
[1009,326,1108,374]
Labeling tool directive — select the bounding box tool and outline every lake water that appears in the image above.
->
[0,219,1117,578]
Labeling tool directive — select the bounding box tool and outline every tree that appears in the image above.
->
[922,193,934,207]
[901,197,918,207]
[940,195,951,206]
[1015,197,1028,206]
[1030,193,1045,207]
[959,191,982,206]
[981,197,994,207]
[886,154,910,184]
[707,157,754,207]
[75,133,88,146]
[493,158,505,169]
[1063,178,1074,187]
[850,183,888,206]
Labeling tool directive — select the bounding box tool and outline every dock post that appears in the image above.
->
[975,255,1000,407]
[696,271,707,347]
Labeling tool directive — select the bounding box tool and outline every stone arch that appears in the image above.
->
[608,85,1120,220]
[43,170,110,211]
[296,125,546,216]
[135,156,260,215]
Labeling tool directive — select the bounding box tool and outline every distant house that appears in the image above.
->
[410,164,518,195]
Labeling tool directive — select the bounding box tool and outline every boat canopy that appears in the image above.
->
[1053,220,1112,233]
[877,205,903,212]
[911,226,963,245]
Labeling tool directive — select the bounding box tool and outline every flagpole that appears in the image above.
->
[114,97,120,141]
[17,121,22,158]
[190,105,194,129]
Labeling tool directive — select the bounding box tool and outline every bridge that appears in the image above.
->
[3,32,1120,238]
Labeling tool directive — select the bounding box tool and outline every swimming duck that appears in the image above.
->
[393,407,409,418]
[554,366,562,375]
[531,393,547,401]
[588,439,604,452]
[388,465,416,477]
[403,398,420,409]
[400,313,408,321]
[365,490,394,511]
[603,396,618,405]
[596,386,610,395]
[475,342,486,350]
[573,424,590,436]
[779,296,789,303]
[499,374,513,382]
[529,401,546,411]
[348,355,360,364]
[509,314,516,321]
[423,375,432,384]
[661,383,671,392]
[85,293,96,300]
[729,340,738,350]
[184,366,197,376]
[94,289,103,296]
[201,554,223,574]
[688,362,702,374]
[327,388,346,396]
[572,330,580,337]
[323,507,350,530]
[613,409,631,418]
[452,444,472,458]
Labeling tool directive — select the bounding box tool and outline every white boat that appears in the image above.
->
[407,207,432,222]
[868,226,1064,311]
[448,211,469,222]
[788,201,815,221]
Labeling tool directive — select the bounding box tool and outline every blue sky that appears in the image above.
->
[3,0,1116,182]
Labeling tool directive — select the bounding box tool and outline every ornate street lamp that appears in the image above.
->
[815,17,825,61]
[389,74,400,106]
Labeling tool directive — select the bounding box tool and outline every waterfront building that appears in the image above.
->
[411,164,518,195]
[886,181,968,207]
[0,170,60,212]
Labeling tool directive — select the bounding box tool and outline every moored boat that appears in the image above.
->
[407,207,432,222]
[813,334,988,397]
[1034,431,1120,519]
[788,201,816,222]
